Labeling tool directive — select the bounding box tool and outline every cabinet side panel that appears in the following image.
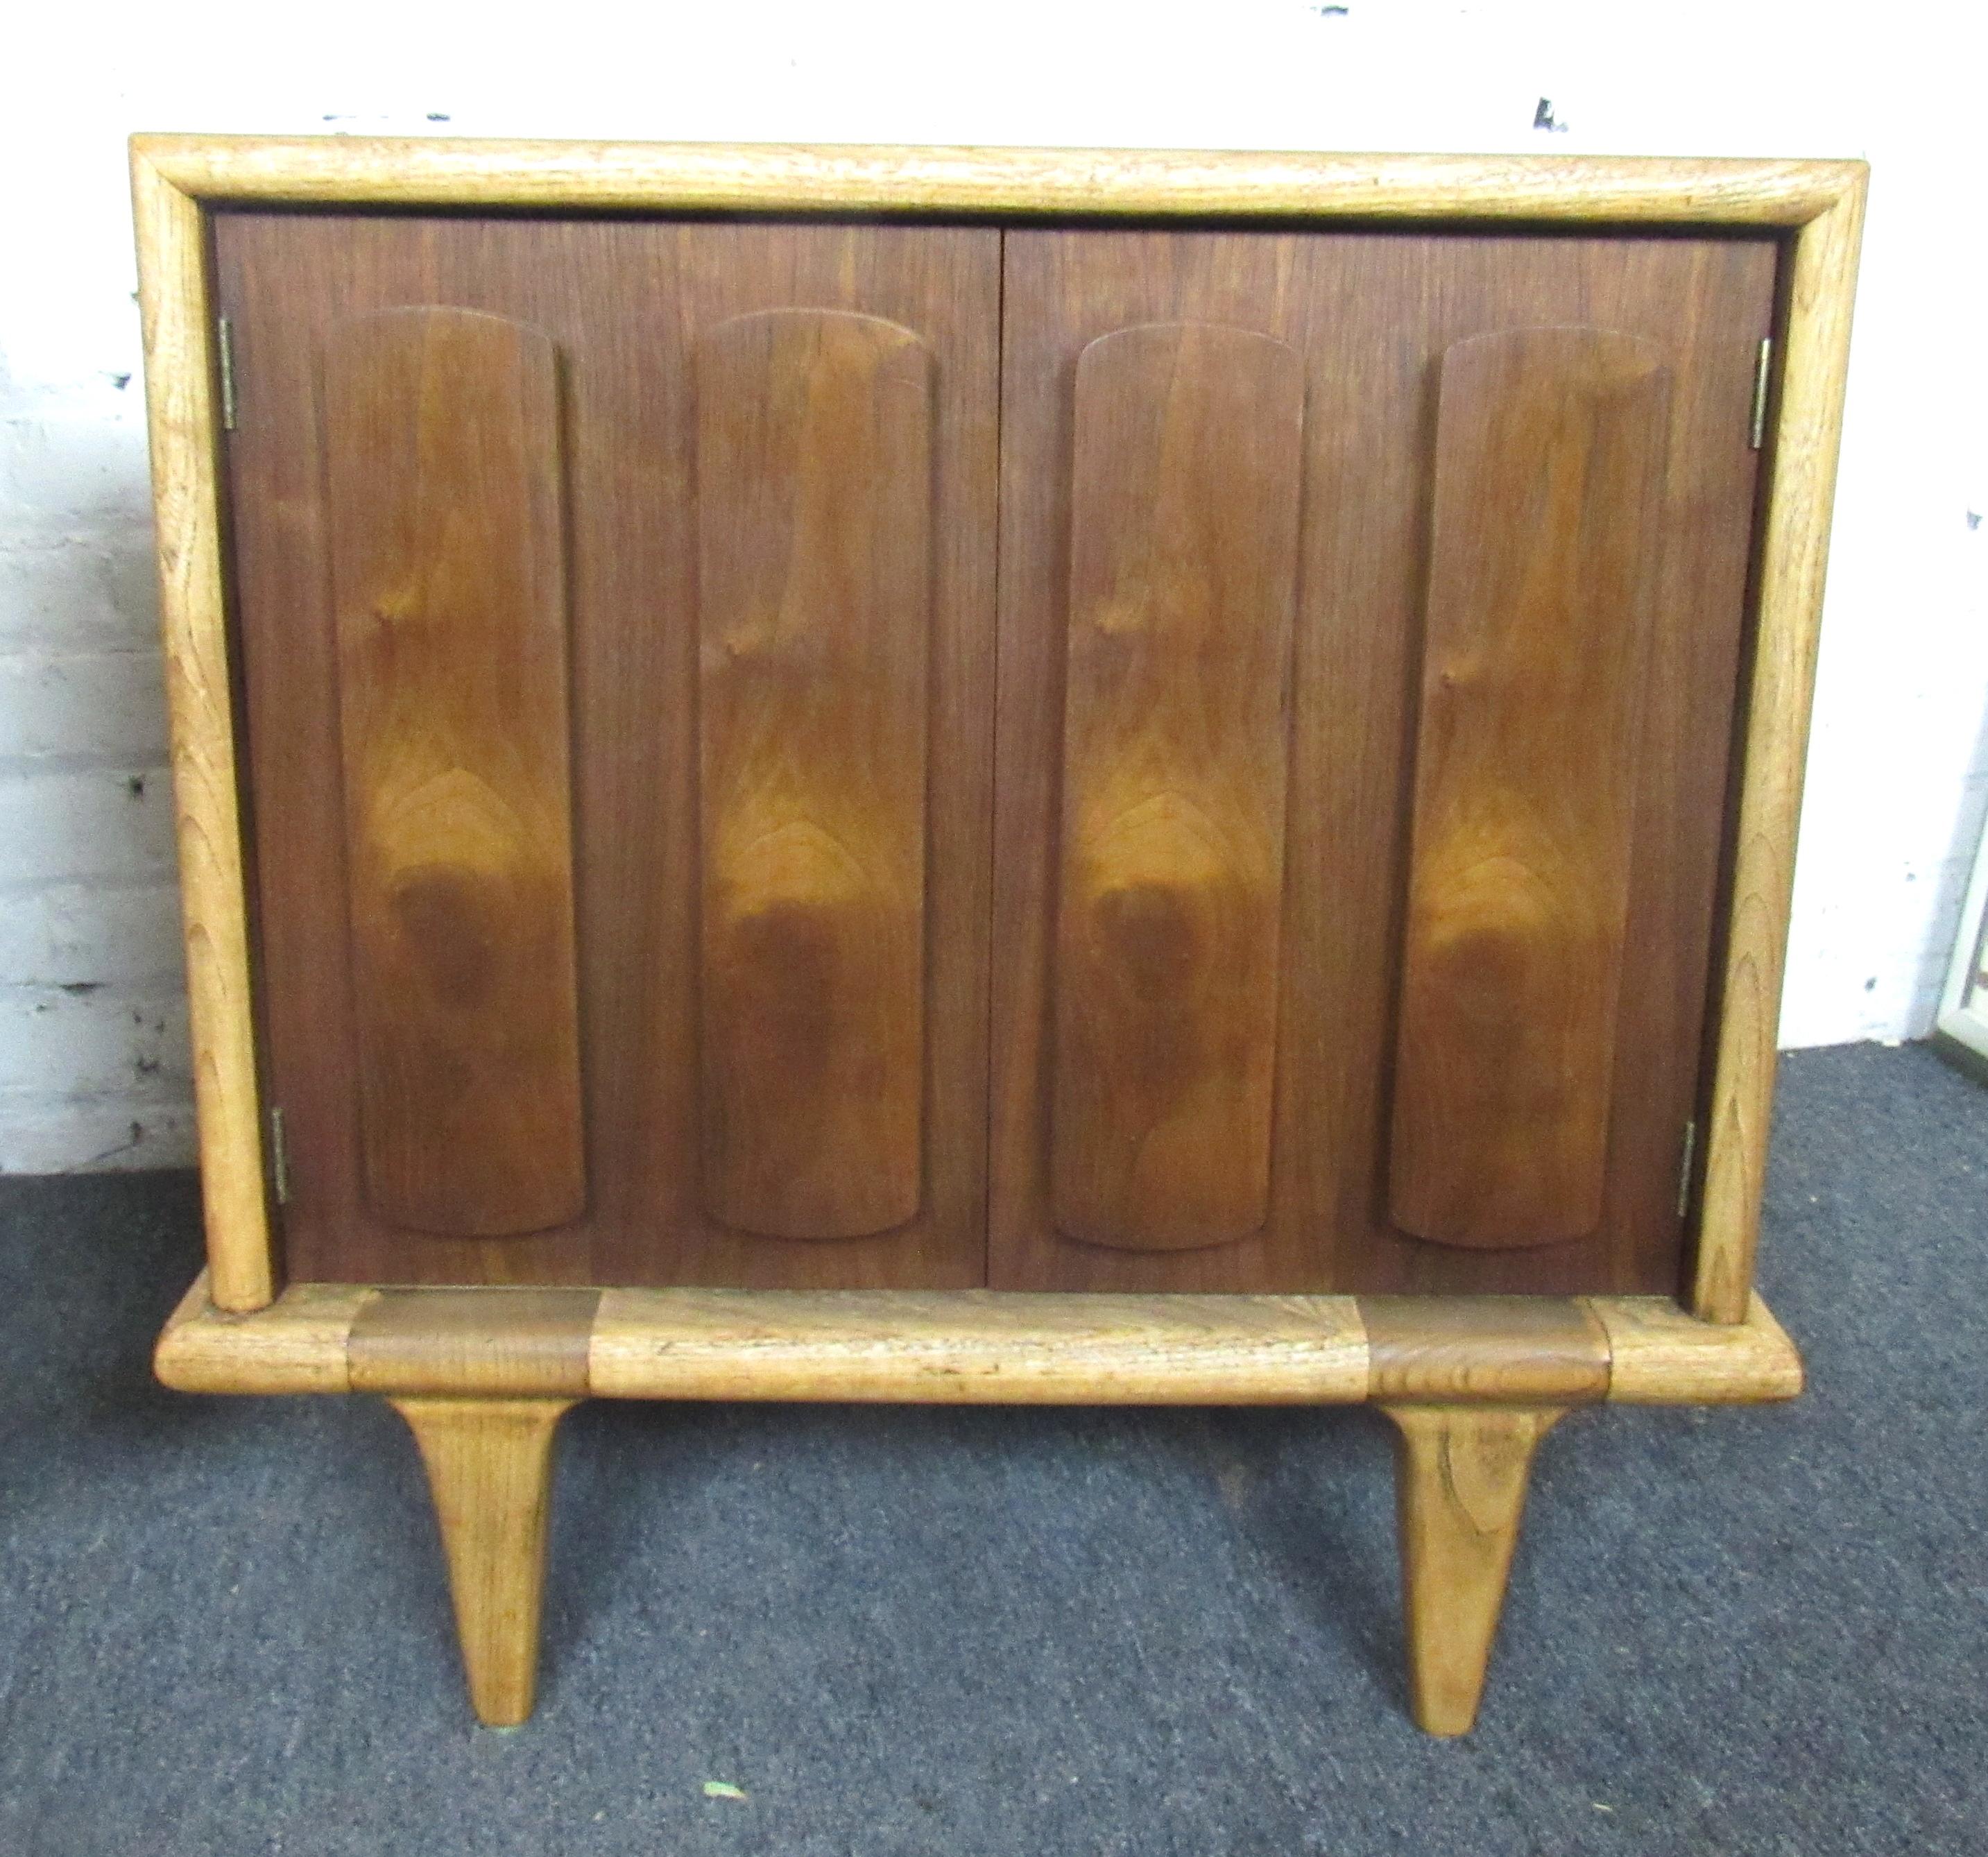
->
[1050,323,1303,1250]
[321,307,586,1238]
[1389,328,1671,1249]
[695,310,932,1240]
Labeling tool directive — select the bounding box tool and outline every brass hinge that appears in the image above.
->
[268,1104,291,1207]
[216,316,239,432]
[1748,337,1772,450]
[1677,1118,1699,1220]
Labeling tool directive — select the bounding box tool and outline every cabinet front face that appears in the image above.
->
[216,212,1001,1287]
[218,209,1778,1299]
[989,228,1779,1294]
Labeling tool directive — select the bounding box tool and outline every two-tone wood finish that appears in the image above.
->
[155,1274,1797,1730]
[358,1287,597,1725]
[214,214,1000,1290]
[350,1288,600,1396]
[137,140,1864,1318]
[157,1272,1804,1407]
[991,228,1776,1294]
[1360,1296,1611,1403]
[1362,1299,1606,1734]
[136,139,1858,1751]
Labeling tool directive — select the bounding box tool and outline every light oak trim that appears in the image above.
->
[155,1272,368,1394]
[1693,171,1867,1320]
[1593,1292,1803,1402]
[131,147,273,1310]
[132,135,1858,225]
[587,1290,1370,1403]
[153,1271,1803,1406]
[391,1396,573,1726]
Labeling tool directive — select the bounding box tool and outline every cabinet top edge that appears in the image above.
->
[129,135,1865,228]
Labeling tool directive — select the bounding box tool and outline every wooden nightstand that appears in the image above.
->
[132,135,1861,1734]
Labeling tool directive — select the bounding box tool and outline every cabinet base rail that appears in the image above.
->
[158,1276,1799,1734]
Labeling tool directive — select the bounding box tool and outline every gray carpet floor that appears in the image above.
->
[1,1041,1983,1856]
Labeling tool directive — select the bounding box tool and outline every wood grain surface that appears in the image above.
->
[349,1287,599,1396]
[129,151,274,1309]
[1382,1402,1570,1734]
[155,1276,369,1393]
[590,1287,1369,1403]
[1695,173,1868,1319]
[1360,1294,1610,1403]
[696,310,932,1240]
[138,136,1858,227]
[216,215,999,1288]
[322,307,586,1238]
[153,1269,1805,1406]
[390,1396,574,1725]
[1389,328,1671,1249]
[1049,323,1303,1251]
[1595,1292,1802,1400]
[991,228,1775,1294]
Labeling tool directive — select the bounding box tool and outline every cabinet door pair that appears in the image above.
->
[215,214,1775,1297]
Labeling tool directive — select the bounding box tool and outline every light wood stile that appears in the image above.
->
[1693,169,1867,1320]
[130,150,273,1311]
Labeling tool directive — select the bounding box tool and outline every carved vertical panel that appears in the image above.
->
[1390,326,1672,1248]
[1049,323,1305,1250]
[322,307,586,1238]
[696,310,934,1240]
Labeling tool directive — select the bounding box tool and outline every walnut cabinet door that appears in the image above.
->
[219,214,1776,1298]
[988,228,1779,1295]
[216,214,1000,1289]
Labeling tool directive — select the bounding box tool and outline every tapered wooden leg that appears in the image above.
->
[389,1396,576,1727]
[1381,1403,1569,1737]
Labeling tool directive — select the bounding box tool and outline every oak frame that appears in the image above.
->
[157,1269,1803,1405]
[130,134,1866,1324]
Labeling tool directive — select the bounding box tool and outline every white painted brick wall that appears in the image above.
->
[1,0,1983,1172]
[1,98,185,1167]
